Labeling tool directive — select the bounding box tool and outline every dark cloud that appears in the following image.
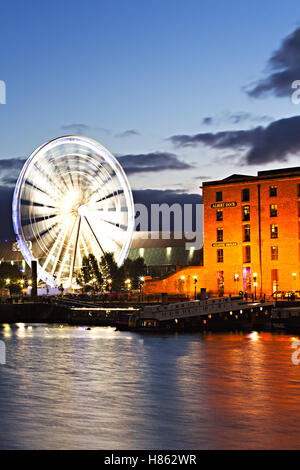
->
[118,152,193,174]
[133,188,202,205]
[0,157,26,170]
[115,129,140,138]
[0,157,25,187]
[202,117,213,125]
[133,189,202,232]
[169,115,300,165]
[246,27,300,98]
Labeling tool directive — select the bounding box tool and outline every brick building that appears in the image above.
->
[202,167,300,297]
[144,166,300,298]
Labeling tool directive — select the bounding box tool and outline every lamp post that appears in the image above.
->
[193,275,198,300]
[234,273,239,295]
[253,272,257,300]
[139,276,145,302]
[125,278,131,301]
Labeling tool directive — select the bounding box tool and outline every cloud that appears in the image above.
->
[201,111,272,126]
[0,157,25,187]
[115,129,140,138]
[133,188,202,205]
[118,152,193,174]
[169,115,300,165]
[133,189,202,232]
[246,27,300,98]
[61,123,91,134]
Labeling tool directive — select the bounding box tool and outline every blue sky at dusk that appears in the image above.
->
[1,0,300,236]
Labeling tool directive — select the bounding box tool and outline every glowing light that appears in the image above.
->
[12,136,135,288]
[181,276,185,280]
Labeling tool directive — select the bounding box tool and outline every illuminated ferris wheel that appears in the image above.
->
[12,136,135,288]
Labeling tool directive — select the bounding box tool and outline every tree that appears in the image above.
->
[123,257,146,289]
[0,262,27,294]
[76,254,103,292]
[99,252,124,291]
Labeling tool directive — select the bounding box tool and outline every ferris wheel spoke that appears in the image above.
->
[41,219,71,273]
[95,209,128,226]
[94,189,125,205]
[30,163,66,200]
[56,216,78,284]
[22,183,59,208]
[50,214,77,276]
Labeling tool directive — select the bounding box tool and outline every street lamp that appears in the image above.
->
[125,278,131,301]
[193,275,198,300]
[253,272,258,300]
[139,276,145,302]
[234,273,239,295]
[107,278,112,292]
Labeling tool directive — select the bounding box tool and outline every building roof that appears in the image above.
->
[0,239,24,262]
[202,166,300,187]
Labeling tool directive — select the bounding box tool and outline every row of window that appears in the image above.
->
[216,204,278,221]
[215,186,279,202]
[216,184,300,203]
[216,224,278,242]
[217,245,279,263]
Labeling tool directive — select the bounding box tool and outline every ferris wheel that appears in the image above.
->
[12,136,135,288]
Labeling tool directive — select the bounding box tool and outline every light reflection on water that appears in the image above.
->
[1,325,300,449]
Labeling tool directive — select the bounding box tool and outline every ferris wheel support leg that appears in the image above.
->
[69,216,81,291]
[84,215,105,255]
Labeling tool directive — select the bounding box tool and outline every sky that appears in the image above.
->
[1,0,300,237]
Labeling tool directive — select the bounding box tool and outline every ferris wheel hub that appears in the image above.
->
[77,204,88,217]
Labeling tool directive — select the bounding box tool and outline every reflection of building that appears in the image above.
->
[144,167,300,298]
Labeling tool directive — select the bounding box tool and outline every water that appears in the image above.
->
[1,324,300,449]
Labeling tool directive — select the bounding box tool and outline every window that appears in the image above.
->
[270,204,277,217]
[217,227,223,242]
[242,205,250,221]
[217,271,224,290]
[271,224,278,239]
[243,245,251,263]
[216,209,223,221]
[243,224,250,242]
[271,246,278,260]
[217,249,223,263]
[242,188,250,202]
[216,191,223,202]
[298,184,300,197]
[269,186,277,197]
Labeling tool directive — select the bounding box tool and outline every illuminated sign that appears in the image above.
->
[212,242,238,247]
[211,202,237,208]
[12,240,32,252]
